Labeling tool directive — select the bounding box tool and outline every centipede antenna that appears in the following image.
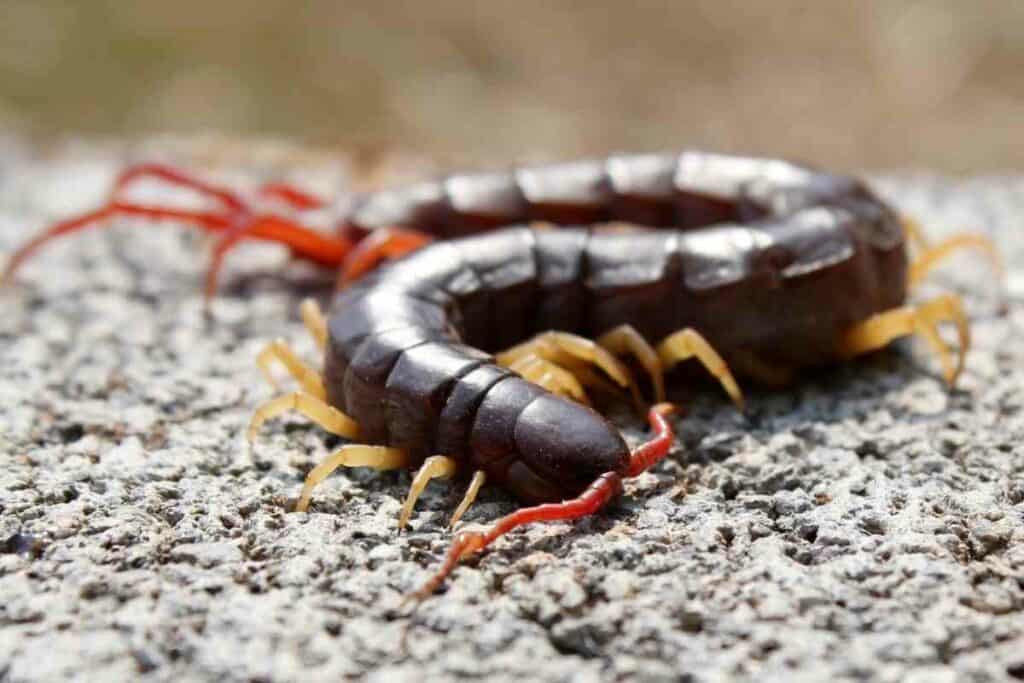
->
[407,404,678,601]
[627,403,678,477]
[406,471,624,603]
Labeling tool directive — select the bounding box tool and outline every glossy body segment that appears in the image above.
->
[343,152,882,240]
[336,152,907,371]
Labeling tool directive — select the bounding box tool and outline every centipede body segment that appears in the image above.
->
[4,150,996,599]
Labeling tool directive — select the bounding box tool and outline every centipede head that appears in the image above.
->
[507,394,630,503]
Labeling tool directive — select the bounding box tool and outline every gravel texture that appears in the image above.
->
[1,142,1022,682]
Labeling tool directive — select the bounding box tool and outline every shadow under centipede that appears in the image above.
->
[666,344,966,462]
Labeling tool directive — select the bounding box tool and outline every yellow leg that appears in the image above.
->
[495,331,633,389]
[508,355,589,404]
[902,215,931,252]
[557,358,627,397]
[836,293,969,386]
[297,444,409,512]
[908,234,1005,289]
[257,339,326,398]
[300,298,328,350]
[247,391,359,443]
[398,455,458,530]
[656,329,745,410]
[597,324,666,403]
[449,470,486,529]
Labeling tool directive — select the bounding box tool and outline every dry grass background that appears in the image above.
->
[1,0,1022,172]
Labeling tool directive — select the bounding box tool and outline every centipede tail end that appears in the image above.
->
[339,227,434,285]
[2,163,354,298]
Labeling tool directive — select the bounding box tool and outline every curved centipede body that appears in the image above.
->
[342,153,908,361]
[3,150,992,600]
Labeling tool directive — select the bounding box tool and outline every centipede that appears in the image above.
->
[3,150,1000,600]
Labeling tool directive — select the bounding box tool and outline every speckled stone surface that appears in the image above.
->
[1,142,1022,682]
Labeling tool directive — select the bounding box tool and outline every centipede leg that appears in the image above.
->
[656,328,745,409]
[835,293,970,386]
[496,331,636,401]
[507,356,590,404]
[556,359,628,398]
[3,203,227,284]
[407,405,675,601]
[597,324,666,403]
[300,298,328,351]
[257,339,326,396]
[398,455,459,530]
[250,299,337,434]
[297,445,409,512]
[247,391,359,443]
[202,214,352,300]
[339,227,434,285]
[902,216,932,253]
[908,234,1005,289]
[109,163,249,208]
[449,470,486,529]
[257,182,327,211]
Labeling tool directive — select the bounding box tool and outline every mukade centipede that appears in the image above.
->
[5,150,997,599]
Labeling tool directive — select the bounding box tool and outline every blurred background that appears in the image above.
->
[1,0,1022,173]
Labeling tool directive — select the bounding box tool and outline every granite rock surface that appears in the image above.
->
[1,142,1022,682]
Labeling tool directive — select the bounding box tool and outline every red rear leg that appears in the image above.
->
[111,163,247,211]
[3,163,354,298]
[339,227,434,285]
[258,182,326,211]
[408,404,677,600]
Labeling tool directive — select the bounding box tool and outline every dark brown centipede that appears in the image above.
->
[3,150,995,600]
